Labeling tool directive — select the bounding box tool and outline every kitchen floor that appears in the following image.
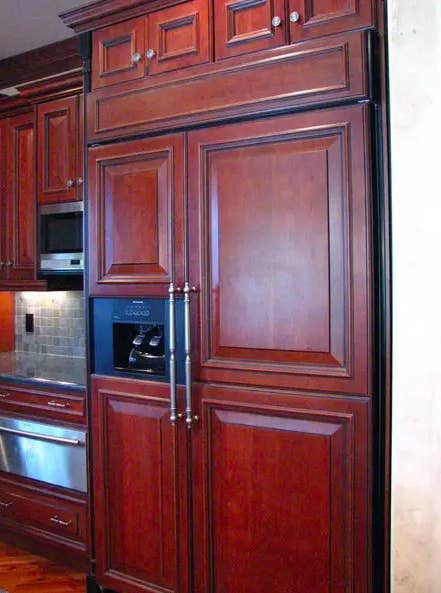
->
[0,542,85,592]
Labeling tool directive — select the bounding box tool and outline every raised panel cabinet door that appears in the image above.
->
[288,0,374,42]
[92,17,146,90]
[191,385,371,593]
[88,134,185,296]
[6,112,37,281]
[37,95,79,204]
[0,119,7,278]
[188,105,371,395]
[146,0,210,76]
[92,376,189,593]
[214,0,287,60]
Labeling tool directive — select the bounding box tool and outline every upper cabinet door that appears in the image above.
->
[289,0,374,42]
[0,120,7,278]
[188,105,371,395]
[88,134,185,297]
[214,0,287,60]
[37,95,79,204]
[146,0,210,75]
[5,113,36,281]
[92,17,145,89]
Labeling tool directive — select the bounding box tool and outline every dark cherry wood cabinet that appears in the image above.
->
[214,0,287,59]
[289,0,375,42]
[92,17,146,89]
[59,1,385,592]
[91,375,189,593]
[191,383,371,593]
[92,0,209,89]
[0,112,39,286]
[0,119,8,280]
[189,104,371,395]
[37,95,82,204]
[88,133,185,296]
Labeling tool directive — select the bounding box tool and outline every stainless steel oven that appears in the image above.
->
[0,416,87,492]
[39,201,84,273]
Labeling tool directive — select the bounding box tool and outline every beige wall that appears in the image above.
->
[389,1,441,591]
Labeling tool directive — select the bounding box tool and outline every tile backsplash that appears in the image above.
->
[15,292,86,358]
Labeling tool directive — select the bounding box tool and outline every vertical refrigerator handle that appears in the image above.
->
[169,283,178,423]
[184,282,198,428]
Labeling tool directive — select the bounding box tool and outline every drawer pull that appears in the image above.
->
[0,501,12,508]
[50,516,72,527]
[47,400,71,409]
[0,393,10,399]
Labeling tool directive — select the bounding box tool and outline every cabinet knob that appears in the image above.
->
[146,48,156,60]
[5,261,12,268]
[66,179,75,188]
[0,392,10,399]
[289,11,300,23]
[272,15,282,27]
[77,177,84,186]
[132,52,142,64]
[0,262,4,268]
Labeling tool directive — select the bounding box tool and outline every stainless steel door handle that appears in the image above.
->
[0,426,83,446]
[184,283,198,428]
[169,283,178,423]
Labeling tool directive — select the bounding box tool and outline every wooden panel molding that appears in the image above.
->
[191,384,371,593]
[188,104,371,395]
[88,134,185,296]
[88,30,368,141]
[0,37,81,89]
[147,0,210,75]
[215,0,286,59]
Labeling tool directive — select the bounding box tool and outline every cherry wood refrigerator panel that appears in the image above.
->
[37,95,79,204]
[188,104,371,394]
[289,0,375,42]
[191,384,371,593]
[214,0,287,60]
[88,133,185,296]
[147,0,210,75]
[92,16,146,89]
[6,112,37,280]
[92,376,189,593]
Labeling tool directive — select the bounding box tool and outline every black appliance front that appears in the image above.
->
[92,298,185,384]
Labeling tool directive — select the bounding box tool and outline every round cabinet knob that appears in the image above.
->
[132,52,142,64]
[0,262,4,268]
[272,15,282,27]
[289,11,300,23]
[77,177,84,186]
[66,179,75,188]
[5,261,13,268]
[146,49,156,60]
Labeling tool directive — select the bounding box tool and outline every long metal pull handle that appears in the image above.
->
[50,516,72,527]
[169,283,178,423]
[47,400,71,409]
[0,426,82,446]
[184,283,198,428]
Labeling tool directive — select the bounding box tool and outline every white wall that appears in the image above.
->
[389,1,441,591]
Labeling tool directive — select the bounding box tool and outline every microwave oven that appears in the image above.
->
[39,202,84,273]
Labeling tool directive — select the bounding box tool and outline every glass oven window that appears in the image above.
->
[41,212,83,254]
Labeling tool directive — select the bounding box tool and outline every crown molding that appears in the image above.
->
[0,37,81,89]
[59,0,188,33]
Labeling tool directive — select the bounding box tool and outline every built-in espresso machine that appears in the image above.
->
[92,298,185,384]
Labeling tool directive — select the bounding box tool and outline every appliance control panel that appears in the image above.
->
[112,299,164,323]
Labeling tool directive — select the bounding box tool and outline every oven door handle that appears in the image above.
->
[0,426,84,446]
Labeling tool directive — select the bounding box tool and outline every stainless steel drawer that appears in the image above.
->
[0,416,87,492]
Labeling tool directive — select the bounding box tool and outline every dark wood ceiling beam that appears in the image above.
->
[0,37,81,89]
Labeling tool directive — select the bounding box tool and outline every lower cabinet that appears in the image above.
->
[92,375,371,593]
[0,473,88,563]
